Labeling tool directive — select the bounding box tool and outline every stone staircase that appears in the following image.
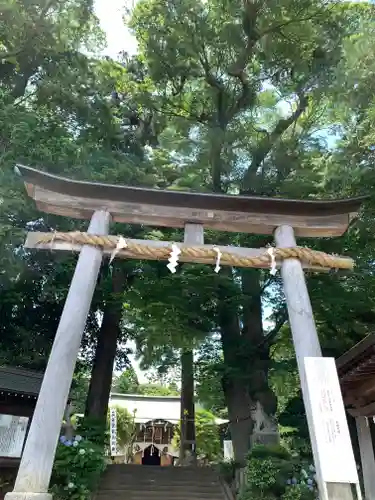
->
[95,464,232,500]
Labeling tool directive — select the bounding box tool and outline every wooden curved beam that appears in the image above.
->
[16,164,367,237]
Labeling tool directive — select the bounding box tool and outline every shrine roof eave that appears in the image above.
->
[337,334,375,377]
[337,334,375,416]
[16,164,368,237]
[0,366,43,396]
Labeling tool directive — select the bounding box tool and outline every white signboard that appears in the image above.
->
[223,440,233,461]
[0,414,29,458]
[304,357,359,484]
[109,407,118,456]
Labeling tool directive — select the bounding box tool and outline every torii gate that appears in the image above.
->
[6,164,366,500]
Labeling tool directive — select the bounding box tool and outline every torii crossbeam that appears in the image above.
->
[7,165,366,500]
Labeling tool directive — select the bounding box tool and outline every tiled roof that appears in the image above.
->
[0,367,43,395]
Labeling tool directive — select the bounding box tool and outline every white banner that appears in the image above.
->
[0,414,29,458]
[109,407,118,456]
[304,357,359,484]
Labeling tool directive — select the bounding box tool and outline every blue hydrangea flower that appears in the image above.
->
[59,436,67,444]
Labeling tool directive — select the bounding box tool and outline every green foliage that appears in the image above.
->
[75,417,108,447]
[50,435,106,500]
[137,383,180,396]
[238,445,316,500]
[112,367,140,394]
[2,0,375,470]
[173,409,221,461]
[112,368,180,396]
[196,337,226,415]
[70,371,91,414]
[281,485,316,500]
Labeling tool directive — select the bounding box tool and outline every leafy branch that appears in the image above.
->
[242,92,309,192]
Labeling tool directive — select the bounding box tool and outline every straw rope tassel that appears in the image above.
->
[36,231,354,271]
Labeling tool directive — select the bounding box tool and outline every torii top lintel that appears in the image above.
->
[17,164,366,237]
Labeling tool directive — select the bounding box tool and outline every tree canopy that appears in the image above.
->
[1,0,375,465]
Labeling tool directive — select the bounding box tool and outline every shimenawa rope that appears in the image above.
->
[36,231,354,270]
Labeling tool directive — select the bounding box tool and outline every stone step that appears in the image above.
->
[96,466,228,500]
[105,466,216,474]
[102,470,219,481]
[95,491,224,500]
[100,483,223,492]
[100,479,221,485]
[103,471,218,477]
[106,465,214,471]
[103,471,217,477]
[102,474,219,482]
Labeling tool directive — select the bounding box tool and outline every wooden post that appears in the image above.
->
[356,416,375,499]
[274,225,355,500]
[6,210,110,500]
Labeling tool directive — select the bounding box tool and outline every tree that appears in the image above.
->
[137,384,180,396]
[112,368,180,396]
[127,0,362,461]
[195,337,227,416]
[85,263,135,421]
[112,367,140,394]
[0,0,103,99]
[173,409,221,462]
[0,0,170,425]
[126,0,373,463]
[1,0,375,471]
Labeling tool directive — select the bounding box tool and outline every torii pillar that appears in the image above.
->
[7,164,366,500]
[6,210,110,500]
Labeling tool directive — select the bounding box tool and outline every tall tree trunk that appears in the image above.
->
[219,269,278,464]
[242,269,278,446]
[85,264,131,422]
[222,368,254,465]
[218,268,254,465]
[179,348,196,463]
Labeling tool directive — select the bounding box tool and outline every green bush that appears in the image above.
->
[76,416,108,446]
[238,445,316,500]
[281,483,316,500]
[50,431,107,500]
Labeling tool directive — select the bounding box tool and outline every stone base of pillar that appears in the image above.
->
[5,493,52,500]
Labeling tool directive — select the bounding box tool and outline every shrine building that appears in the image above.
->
[108,393,227,466]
